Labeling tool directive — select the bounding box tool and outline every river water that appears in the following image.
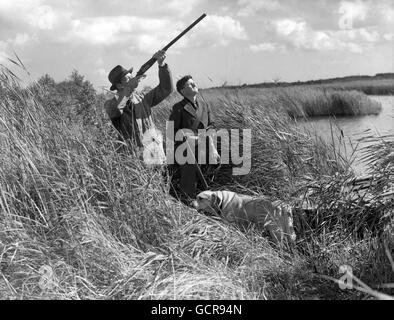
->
[297,96,394,176]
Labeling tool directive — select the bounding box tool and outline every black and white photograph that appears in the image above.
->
[0,0,393,304]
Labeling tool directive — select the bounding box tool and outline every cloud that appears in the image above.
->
[67,14,247,52]
[61,0,201,18]
[0,0,64,30]
[383,33,394,41]
[152,0,201,16]
[68,16,183,54]
[249,42,277,52]
[10,33,33,46]
[274,18,364,53]
[70,16,173,44]
[188,15,248,46]
[335,0,394,31]
[273,11,393,54]
[0,0,40,13]
[31,5,58,30]
[237,0,280,17]
[357,28,380,42]
[276,19,305,36]
[127,0,201,16]
[379,3,394,31]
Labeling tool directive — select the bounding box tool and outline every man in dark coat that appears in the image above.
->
[169,75,220,203]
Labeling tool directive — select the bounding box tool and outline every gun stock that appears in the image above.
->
[136,13,206,76]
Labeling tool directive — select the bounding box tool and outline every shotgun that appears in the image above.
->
[135,13,207,76]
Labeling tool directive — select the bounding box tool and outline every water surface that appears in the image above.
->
[297,96,394,175]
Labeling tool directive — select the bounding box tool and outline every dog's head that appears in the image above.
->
[191,191,222,215]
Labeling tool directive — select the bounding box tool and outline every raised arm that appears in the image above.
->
[143,64,173,108]
[142,50,174,108]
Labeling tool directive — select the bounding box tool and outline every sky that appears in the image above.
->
[0,0,393,91]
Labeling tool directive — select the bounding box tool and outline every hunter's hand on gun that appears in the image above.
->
[153,50,167,67]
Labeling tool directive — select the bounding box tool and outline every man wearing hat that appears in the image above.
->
[104,50,173,158]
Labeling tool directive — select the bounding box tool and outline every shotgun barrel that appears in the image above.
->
[136,13,207,76]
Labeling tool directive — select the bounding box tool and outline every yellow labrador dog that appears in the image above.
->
[191,190,296,247]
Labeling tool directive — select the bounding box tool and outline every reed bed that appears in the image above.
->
[228,76,394,96]
[0,65,392,300]
[316,79,394,96]
[198,86,382,118]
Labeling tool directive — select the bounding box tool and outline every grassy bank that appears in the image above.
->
[0,67,393,300]
[198,86,382,118]
[316,79,394,96]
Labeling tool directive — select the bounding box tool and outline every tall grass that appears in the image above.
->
[0,67,298,299]
[0,65,392,300]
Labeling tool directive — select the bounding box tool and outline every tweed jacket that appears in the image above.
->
[104,64,173,147]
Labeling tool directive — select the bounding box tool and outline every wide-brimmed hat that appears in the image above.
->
[108,65,133,91]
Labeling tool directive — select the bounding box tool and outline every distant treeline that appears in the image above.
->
[212,73,394,95]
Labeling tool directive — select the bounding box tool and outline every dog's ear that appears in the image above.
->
[211,193,222,210]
